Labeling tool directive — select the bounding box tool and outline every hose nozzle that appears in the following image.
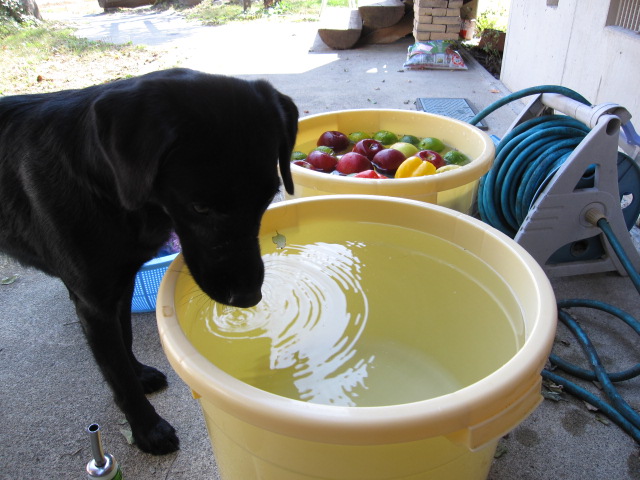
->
[86,423,122,480]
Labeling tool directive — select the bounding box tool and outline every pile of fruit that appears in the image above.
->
[291,130,470,179]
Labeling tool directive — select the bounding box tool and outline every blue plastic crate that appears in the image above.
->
[131,253,179,313]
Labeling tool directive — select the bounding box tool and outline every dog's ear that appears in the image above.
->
[90,89,176,210]
[255,81,298,196]
[276,92,298,195]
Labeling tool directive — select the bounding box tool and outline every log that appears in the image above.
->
[98,0,153,8]
[359,12,413,45]
[357,0,405,29]
[317,7,363,50]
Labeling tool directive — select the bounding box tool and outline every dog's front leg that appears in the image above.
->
[118,279,169,394]
[72,293,179,454]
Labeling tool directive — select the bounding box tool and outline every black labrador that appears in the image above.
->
[0,68,297,454]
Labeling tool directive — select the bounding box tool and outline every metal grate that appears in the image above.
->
[612,0,640,32]
[415,98,487,130]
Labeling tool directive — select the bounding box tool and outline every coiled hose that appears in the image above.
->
[469,86,640,444]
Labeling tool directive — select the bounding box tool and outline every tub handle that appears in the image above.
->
[446,377,543,451]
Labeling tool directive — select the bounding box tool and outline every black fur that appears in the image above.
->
[0,68,297,454]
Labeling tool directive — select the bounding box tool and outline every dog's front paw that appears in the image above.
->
[134,417,180,455]
[138,364,168,394]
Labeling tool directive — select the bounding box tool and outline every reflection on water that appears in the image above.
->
[202,242,372,406]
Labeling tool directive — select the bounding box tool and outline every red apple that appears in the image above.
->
[354,169,389,179]
[292,160,313,169]
[306,150,338,172]
[336,152,372,175]
[353,139,385,160]
[372,148,406,174]
[317,131,350,152]
[416,150,445,169]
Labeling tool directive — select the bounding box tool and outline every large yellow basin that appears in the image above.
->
[156,195,556,480]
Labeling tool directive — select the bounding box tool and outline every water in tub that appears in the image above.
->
[175,221,525,407]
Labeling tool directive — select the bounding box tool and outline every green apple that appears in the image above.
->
[444,150,470,165]
[418,137,445,152]
[314,145,336,155]
[389,142,419,158]
[399,134,421,146]
[373,130,399,145]
[436,164,461,174]
[291,151,307,161]
[348,131,372,143]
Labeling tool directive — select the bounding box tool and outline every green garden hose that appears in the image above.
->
[470,86,640,444]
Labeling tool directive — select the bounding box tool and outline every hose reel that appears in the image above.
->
[474,89,640,277]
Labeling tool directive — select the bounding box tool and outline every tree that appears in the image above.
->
[1,0,42,23]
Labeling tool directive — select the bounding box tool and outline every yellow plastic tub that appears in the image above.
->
[156,195,557,480]
[288,109,495,213]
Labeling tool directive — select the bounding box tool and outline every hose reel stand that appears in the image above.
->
[510,93,640,277]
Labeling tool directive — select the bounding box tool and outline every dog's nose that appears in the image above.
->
[228,291,262,309]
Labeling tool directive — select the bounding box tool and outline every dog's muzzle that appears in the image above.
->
[228,290,262,309]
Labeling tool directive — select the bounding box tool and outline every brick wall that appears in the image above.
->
[413,0,462,42]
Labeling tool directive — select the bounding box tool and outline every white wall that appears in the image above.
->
[501,0,640,127]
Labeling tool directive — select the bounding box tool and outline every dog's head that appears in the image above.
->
[91,69,298,308]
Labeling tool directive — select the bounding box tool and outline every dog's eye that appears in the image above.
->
[192,203,211,215]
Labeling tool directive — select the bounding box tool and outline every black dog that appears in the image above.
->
[0,68,297,454]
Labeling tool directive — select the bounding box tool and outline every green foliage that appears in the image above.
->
[182,0,330,26]
[475,8,508,35]
[0,17,18,37]
[1,0,33,26]
[183,0,261,25]
[2,24,134,55]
